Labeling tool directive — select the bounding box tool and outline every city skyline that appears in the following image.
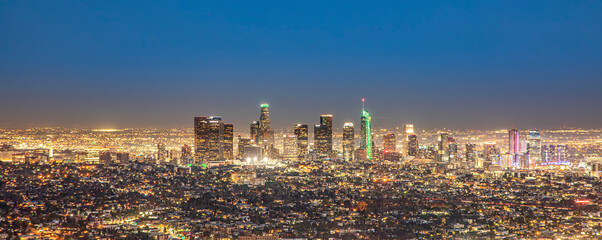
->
[2,1,602,129]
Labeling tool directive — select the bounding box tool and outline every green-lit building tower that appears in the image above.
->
[360,99,372,160]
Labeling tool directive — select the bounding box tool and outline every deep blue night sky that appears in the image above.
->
[1,1,601,130]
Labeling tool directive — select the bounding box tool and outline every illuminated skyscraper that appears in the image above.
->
[223,123,234,160]
[383,133,396,152]
[437,132,449,161]
[465,143,476,163]
[237,137,253,159]
[294,124,309,160]
[448,137,457,161]
[194,116,209,163]
[407,135,418,156]
[283,135,298,160]
[360,110,372,160]
[484,142,500,167]
[527,129,541,166]
[342,122,354,161]
[509,129,520,165]
[251,103,274,146]
[314,114,333,158]
[157,143,166,162]
[402,124,414,155]
[194,116,232,163]
[250,121,260,143]
[207,117,224,161]
[259,103,271,131]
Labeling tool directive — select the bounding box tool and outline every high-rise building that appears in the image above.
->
[294,124,309,160]
[283,135,298,160]
[342,122,354,161]
[250,121,260,143]
[465,143,476,163]
[237,137,253,159]
[157,143,166,162]
[527,129,541,166]
[508,129,520,165]
[314,114,333,158]
[223,123,234,160]
[259,103,271,132]
[407,135,418,156]
[206,117,224,161]
[402,124,414,155]
[194,116,233,163]
[194,116,209,163]
[360,110,372,160]
[437,132,449,161]
[383,133,396,152]
[250,103,274,147]
[484,142,500,167]
[448,137,457,161]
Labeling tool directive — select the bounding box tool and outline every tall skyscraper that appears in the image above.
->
[194,116,233,163]
[283,135,298,160]
[402,124,414,155]
[223,123,234,160]
[407,134,418,156]
[250,121,260,143]
[207,117,224,161]
[342,122,354,161]
[294,124,309,160]
[250,103,274,146]
[314,114,333,158]
[237,137,253,159]
[508,129,520,166]
[157,143,166,162]
[448,137,457,161]
[360,110,372,160]
[527,129,541,166]
[484,142,500,167]
[259,103,271,132]
[383,133,396,152]
[437,132,449,161]
[194,116,209,163]
[465,143,476,163]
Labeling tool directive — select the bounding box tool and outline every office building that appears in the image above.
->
[194,116,233,163]
[283,135,298,160]
[342,122,354,161]
[527,129,542,166]
[383,133,396,152]
[294,124,309,160]
[402,124,414,155]
[407,135,418,156]
[360,110,372,160]
[314,114,333,158]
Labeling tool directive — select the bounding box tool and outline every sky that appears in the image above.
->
[1,1,602,130]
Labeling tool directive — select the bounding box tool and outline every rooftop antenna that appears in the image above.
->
[362,98,365,112]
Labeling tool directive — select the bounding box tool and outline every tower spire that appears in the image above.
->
[362,98,365,112]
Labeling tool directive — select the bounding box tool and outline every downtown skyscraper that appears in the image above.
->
[402,124,414,156]
[508,129,520,166]
[314,114,333,158]
[194,116,234,163]
[527,129,542,166]
[360,109,372,160]
[294,124,309,160]
[342,122,354,161]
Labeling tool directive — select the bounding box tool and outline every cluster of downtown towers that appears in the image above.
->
[192,103,404,163]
